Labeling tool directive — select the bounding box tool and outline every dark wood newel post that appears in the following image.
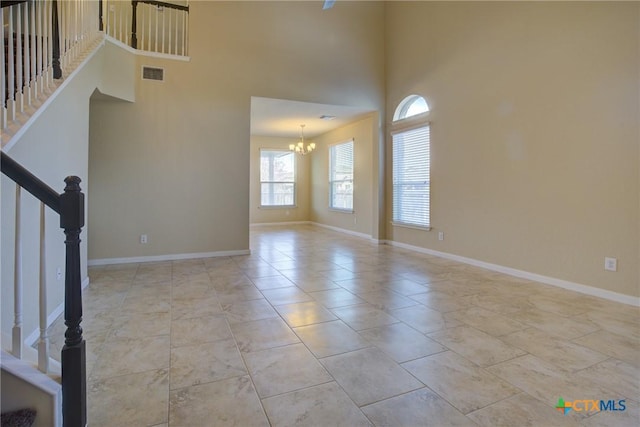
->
[60,176,86,427]
[99,0,104,31]
[131,0,138,49]
[52,0,62,79]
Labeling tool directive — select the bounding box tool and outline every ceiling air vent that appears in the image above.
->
[142,66,164,81]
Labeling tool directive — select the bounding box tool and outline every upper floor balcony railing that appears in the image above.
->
[103,0,189,57]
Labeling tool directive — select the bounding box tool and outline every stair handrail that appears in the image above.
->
[130,0,189,50]
[1,151,86,427]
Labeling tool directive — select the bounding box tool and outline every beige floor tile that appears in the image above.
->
[428,325,527,367]
[502,328,609,371]
[119,294,171,315]
[572,311,640,341]
[527,294,589,317]
[508,308,600,339]
[88,369,169,427]
[293,320,370,358]
[274,301,337,327]
[171,294,223,320]
[244,343,332,398]
[359,322,446,363]
[310,288,365,308]
[390,304,461,334]
[75,226,639,426]
[466,392,580,427]
[445,306,528,337]
[262,286,314,306]
[230,317,300,353]
[385,278,430,296]
[90,335,170,380]
[262,382,372,427]
[353,290,418,311]
[331,304,399,331]
[321,347,423,406]
[251,275,295,290]
[361,388,475,427]
[402,351,520,414]
[410,291,475,313]
[169,376,269,427]
[170,338,246,390]
[467,294,534,315]
[290,276,340,292]
[572,331,640,368]
[487,354,616,417]
[170,315,232,348]
[575,358,639,399]
[216,284,265,304]
[222,298,279,324]
[109,311,171,339]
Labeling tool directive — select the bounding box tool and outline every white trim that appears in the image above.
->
[385,240,639,307]
[311,222,374,242]
[391,221,432,232]
[24,277,90,347]
[104,35,191,62]
[88,250,251,266]
[250,221,312,227]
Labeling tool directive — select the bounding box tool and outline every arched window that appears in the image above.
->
[393,94,429,121]
[391,95,431,229]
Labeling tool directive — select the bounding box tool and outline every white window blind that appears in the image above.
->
[392,125,430,228]
[260,150,295,207]
[329,140,354,210]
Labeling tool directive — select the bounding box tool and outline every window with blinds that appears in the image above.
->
[392,125,430,228]
[260,150,296,207]
[329,140,354,211]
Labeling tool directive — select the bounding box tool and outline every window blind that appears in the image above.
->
[329,140,354,210]
[260,150,295,207]
[392,125,430,228]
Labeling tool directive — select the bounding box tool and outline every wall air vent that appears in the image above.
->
[142,66,164,81]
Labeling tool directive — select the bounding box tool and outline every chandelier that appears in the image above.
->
[289,124,315,155]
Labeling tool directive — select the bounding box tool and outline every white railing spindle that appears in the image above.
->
[30,0,37,100]
[23,1,31,108]
[8,6,16,122]
[12,185,23,359]
[1,6,6,131]
[16,3,24,113]
[38,202,50,373]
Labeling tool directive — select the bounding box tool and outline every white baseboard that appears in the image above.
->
[250,221,312,227]
[88,249,251,267]
[310,222,378,242]
[385,240,639,307]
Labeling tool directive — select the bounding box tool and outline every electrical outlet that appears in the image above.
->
[56,267,63,281]
[438,232,444,241]
[140,234,148,244]
[604,257,617,272]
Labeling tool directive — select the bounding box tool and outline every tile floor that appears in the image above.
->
[47,225,639,426]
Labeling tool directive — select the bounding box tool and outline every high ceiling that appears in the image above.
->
[250,97,373,139]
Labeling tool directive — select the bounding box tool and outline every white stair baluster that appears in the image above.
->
[12,185,23,359]
[38,202,50,373]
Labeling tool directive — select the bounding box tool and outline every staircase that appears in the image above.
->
[1,2,189,425]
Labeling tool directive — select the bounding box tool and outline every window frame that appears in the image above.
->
[259,149,297,208]
[391,95,431,230]
[328,139,355,213]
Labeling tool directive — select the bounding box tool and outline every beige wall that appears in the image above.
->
[250,136,311,224]
[385,1,639,297]
[310,114,378,237]
[88,1,385,261]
